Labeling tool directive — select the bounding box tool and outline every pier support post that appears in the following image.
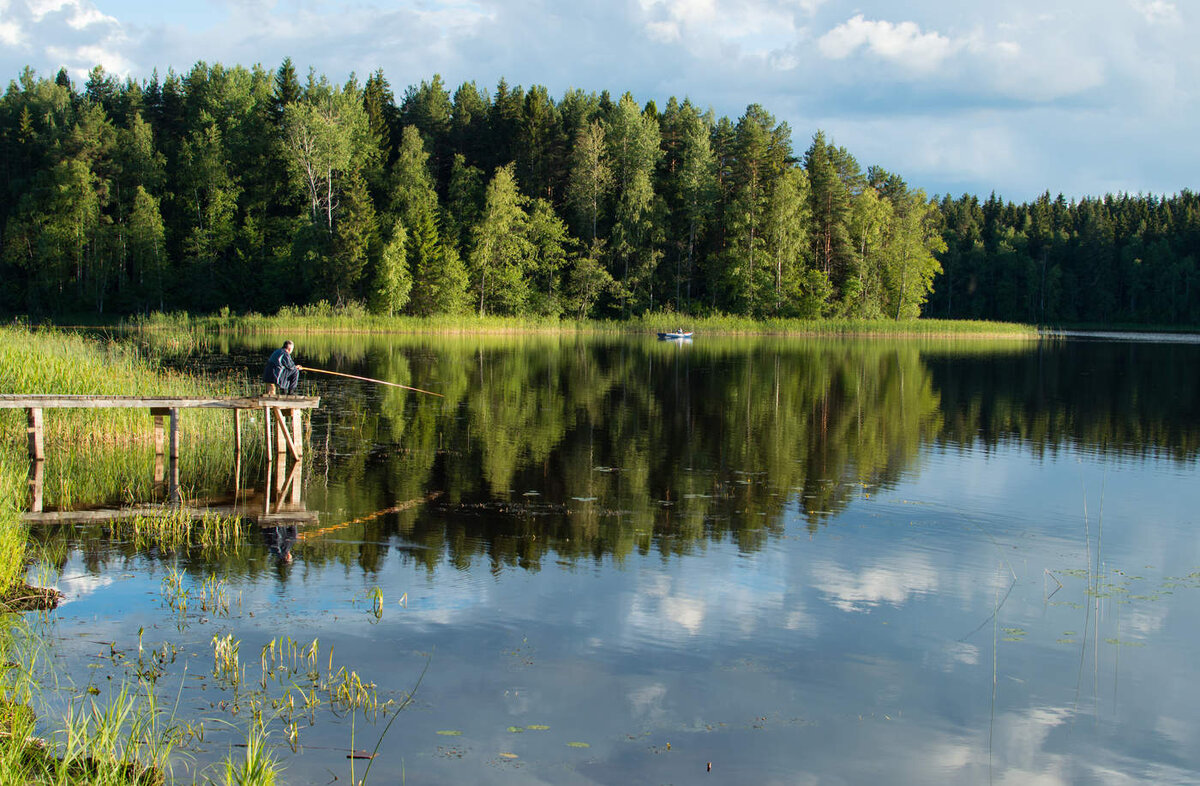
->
[27,460,43,513]
[272,407,300,460]
[151,408,167,457]
[168,408,180,461]
[289,408,303,459]
[25,407,43,461]
[274,408,287,456]
[264,406,273,457]
[233,409,242,457]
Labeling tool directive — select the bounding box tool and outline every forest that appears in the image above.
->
[0,60,1196,326]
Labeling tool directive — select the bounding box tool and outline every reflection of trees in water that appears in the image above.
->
[928,341,1200,461]
[60,337,1200,578]
[295,336,945,574]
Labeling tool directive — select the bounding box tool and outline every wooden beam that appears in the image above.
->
[151,408,167,457]
[233,409,242,456]
[168,408,180,460]
[263,404,273,457]
[25,407,43,461]
[272,407,299,460]
[0,395,319,410]
[27,460,43,513]
[289,408,303,459]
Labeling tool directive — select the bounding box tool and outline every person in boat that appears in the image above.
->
[263,340,303,395]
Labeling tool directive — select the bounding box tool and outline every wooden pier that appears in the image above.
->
[0,394,319,461]
[0,394,319,516]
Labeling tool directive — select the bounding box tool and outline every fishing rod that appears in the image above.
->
[303,367,444,397]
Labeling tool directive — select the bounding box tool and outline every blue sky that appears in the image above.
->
[0,0,1194,201]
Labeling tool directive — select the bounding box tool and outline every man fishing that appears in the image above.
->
[263,340,303,395]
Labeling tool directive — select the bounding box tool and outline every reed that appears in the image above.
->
[121,303,1039,339]
[0,325,262,594]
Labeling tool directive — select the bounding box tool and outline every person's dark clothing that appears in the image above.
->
[262,524,298,560]
[263,348,299,393]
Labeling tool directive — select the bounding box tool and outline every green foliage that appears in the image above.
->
[5,61,1191,326]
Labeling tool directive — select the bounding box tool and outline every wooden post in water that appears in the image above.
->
[27,460,43,513]
[288,461,302,506]
[151,409,166,455]
[263,405,273,457]
[290,408,303,458]
[26,407,43,461]
[168,408,180,461]
[274,408,287,456]
[233,409,242,456]
[151,408,168,484]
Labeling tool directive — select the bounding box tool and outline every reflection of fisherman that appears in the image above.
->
[262,524,297,564]
[262,340,303,395]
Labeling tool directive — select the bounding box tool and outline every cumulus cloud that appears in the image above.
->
[1131,0,1179,24]
[818,14,956,72]
[0,0,1195,199]
[637,0,798,58]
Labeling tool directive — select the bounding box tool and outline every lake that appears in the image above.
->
[28,332,1200,784]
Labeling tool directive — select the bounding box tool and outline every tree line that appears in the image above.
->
[0,60,1196,325]
[930,191,1200,325]
[0,61,944,320]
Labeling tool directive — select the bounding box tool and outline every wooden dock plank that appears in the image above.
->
[0,395,319,409]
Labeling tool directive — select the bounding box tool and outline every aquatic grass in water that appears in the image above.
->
[111,511,247,557]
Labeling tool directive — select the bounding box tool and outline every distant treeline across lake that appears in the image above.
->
[2,62,1197,326]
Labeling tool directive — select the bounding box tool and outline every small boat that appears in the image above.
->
[657,331,693,340]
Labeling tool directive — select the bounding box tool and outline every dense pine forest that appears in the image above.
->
[1,60,1197,325]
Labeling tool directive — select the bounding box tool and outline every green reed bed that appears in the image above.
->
[123,303,1039,339]
[0,325,264,512]
[0,327,284,784]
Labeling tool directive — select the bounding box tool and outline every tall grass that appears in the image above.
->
[123,303,1039,339]
[0,325,260,591]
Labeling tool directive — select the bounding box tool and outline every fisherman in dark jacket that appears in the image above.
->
[263,340,303,394]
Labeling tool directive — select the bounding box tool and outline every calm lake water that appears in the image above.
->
[28,333,1200,784]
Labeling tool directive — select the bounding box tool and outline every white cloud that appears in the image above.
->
[1132,0,1179,24]
[637,0,798,58]
[27,0,70,21]
[0,19,22,46]
[818,14,956,72]
[66,4,115,29]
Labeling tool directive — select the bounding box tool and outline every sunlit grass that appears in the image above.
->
[0,325,263,593]
[121,303,1039,338]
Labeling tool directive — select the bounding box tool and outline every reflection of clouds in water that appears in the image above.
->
[812,556,939,612]
[1154,715,1193,748]
[628,575,707,638]
[627,682,668,723]
[626,558,807,642]
[924,640,980,672]
[54,572,114,605]
[1127,605,1166,638]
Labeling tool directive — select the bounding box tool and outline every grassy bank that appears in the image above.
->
[0,326,281,784]
[0,326,260,593]
[122,303,1039,339]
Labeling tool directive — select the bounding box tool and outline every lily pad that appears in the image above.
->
[526,724,550,731]
[567,741,590,748]
[507,726,524,733]
[436,730,463,736]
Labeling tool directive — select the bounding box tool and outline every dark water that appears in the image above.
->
[32,334,1200,784]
